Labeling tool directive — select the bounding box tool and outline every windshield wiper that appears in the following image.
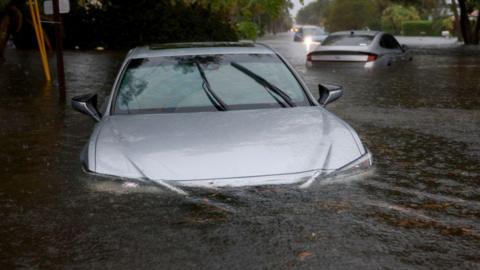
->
[195,62,228,111]
[230,62,296,107]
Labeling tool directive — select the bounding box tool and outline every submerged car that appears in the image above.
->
[306,31,412,68]
[72,42,372,189]
[294,26,328,44]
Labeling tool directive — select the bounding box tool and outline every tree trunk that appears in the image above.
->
[0,15,11,58]
[457,0,472,44]
[450,0,462,41]
[0,2,22,58]
[473,11,480,44]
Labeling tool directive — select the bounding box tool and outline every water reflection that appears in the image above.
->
[303,39,319,53]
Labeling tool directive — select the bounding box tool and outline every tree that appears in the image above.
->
[183,0,295,36]
[296,0,329,26]
[0,0,22,58]
[381,5,420,34]
[392,0,479,44]
[325,0,381,32]
[62,1,239,49]
[388,0,439,17]
[457,0,480,44]
[2,0,297,50]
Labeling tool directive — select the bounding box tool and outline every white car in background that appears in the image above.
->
[306,31,412,68]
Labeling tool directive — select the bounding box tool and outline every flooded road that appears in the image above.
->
[1,33,479,269]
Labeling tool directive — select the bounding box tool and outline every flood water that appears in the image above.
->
[1,33,479,269]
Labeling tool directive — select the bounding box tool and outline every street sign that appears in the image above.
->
[43,0,70,15]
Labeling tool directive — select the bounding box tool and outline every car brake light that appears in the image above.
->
[367,54,377,62]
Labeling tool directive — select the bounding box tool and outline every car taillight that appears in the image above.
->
[307,54,312,61]
[367,54,377,62]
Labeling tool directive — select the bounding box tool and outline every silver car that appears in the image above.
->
[72,42,372,190]
[306,31,412,68]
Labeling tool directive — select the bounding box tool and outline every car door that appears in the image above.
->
[379,34,404,66]
[388,35,409,62]
[390,35,411,62]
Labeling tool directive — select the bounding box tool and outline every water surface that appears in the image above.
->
[1,33,479,269]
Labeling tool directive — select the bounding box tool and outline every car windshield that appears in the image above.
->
[113,54,309,114]
[322,35,374,46]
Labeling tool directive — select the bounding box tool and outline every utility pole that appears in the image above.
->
[52,0,66,101]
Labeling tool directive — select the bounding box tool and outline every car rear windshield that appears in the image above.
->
[321,35,374,46]
[113,54,310,114]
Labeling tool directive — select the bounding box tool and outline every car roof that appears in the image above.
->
[129,42,275,59]
[329,30,382,37]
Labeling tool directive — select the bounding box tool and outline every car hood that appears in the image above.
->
[92,107,364,182]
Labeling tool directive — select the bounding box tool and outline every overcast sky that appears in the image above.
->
[289,0,315,18]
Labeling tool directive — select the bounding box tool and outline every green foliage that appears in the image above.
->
[236,20,258,40]
[325,0,381,32]
[296,0,329,26]
[381,5,420,34]
[63,1,239,49]
[298,0,479,42]
[8,0,294,49]
[441,17,454,32]
[427,17,455,37]
[183,0,293,32]
[386,0,438,18]
[401,20,433,36]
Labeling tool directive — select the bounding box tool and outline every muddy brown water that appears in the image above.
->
[1,33,479,269]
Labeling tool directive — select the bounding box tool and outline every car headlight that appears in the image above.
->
[304,36,313,45]
[299,151,373,188]
[335,150,373,176]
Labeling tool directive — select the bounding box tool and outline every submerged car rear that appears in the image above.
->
[307,33,378,66]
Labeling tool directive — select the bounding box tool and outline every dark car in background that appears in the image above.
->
[293,26,328,43]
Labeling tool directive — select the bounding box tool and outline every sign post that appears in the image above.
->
[28,0,51,81]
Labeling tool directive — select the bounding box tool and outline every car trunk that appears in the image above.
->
[307,46,374,62]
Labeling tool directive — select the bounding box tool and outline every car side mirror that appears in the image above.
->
[401,44,408,52]
[318,84,343,106]
[71,93,102,122]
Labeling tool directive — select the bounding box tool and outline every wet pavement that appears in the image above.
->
[1,32,479,269]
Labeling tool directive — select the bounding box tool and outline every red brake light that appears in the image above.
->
[367,54,377,62]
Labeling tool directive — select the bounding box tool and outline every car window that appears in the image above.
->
[379,34,401,50]
[113,54,309,114]
[321,35,374,46]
